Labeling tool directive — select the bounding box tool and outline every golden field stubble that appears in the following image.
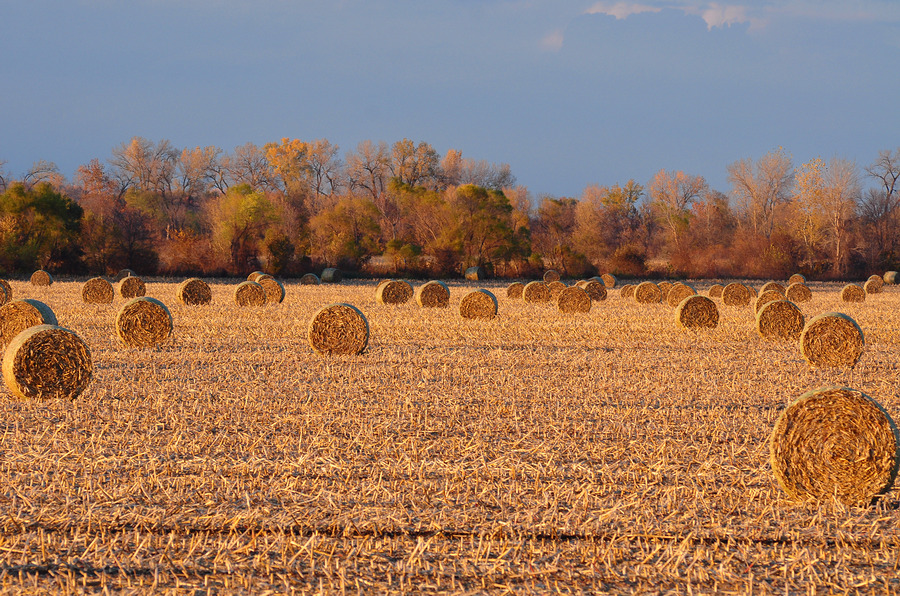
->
[0,278,899,593]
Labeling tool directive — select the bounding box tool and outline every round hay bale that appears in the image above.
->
[675,295,718,329]
[376,280,413,305]
[841,284,866,303]
[114,269,135,281]
[0,299,57,349]
[788,273,806,285]
[756,300,805,341]
[415,280,450,308]
[247,271,266,282]
[580,279,607,301]
[506,282,525,299]
[30,270,52,286]
[620,284,635,299]
[82,277,114,304]
[321,268,343,284]
[177,278,212,306]
[234,281,266,306]
[722,282,751,306]
[707,284,724,298]
[883,271,898,285]
[760,281,785,295]
[770,386,899,507]
[460,289,498,319]
[865,275,883,294]
[258,277,285,304]
[2,325,92,400]
[300,273,320,285]
[522,281,550,303]
[600,273,617,289]
[657,281,673,301]
[557,286,591,314]
[785,283,812,303]
[464,266,486,281]
[0,280,12,305]
[0,285,7,308]
[119,276,146,299]
[542,270,560,283]
[800,312,865,368]
[308,303,369,355]
[115,297,173,348]
[666,283,696,307]
[634,281,662,304]
[547,280,567,300]
[754,289,787,314]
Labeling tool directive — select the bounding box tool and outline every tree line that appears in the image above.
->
[0,139,898,280]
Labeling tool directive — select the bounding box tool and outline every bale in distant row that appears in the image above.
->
[460,289,497,319]
[770,386,899,507]
[234,281,266,306]
[707,284,724,298]
[754,289,786,314]
[30,270,52,286]
[0,299,57,348]
[119,276,146,299]
[258,277,285,304]
[321,268,342,283]
[577,279,607,301]
[523,281,550,303]
[884,271,899,285]
[864,276,883,295]
[722,282,752,306]
[247,271,267,282]
[2,325,92,400]
[0,280,12,305]
[82,277,114,304]
[760,281,785,295]
[788,273,806,285]
[657,281,673,301]
[675,295,718,329]
[601,273,617,289]
[620,284,635,299]
[116,297,173,348]
[543,270,560,283]
[666,283,696,307]
[785,283,812,303]
[177,278,212,305]
[634,281,662,304]
[841,284,866,303]
[506,282,525,299]
[300,273,320,285]
[557,286,591,314]
[547,281,567,300]
[800,312,865,368]
[756,300,805,341]
[115,269,135,281]
[464,266,486,281]
[308,303,369,355]
[416,281,450,308]
[376,280,414,305]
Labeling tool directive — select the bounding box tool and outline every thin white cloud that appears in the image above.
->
[540,29,565,51]
[584,2,662,19]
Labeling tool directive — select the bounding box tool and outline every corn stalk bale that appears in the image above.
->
[30,270,52,286]
[675,295,719,329]
[115,297,173,348]
[376,280,413,305]
[770,386,899,507]
[557,286,591,314]
[233,281,266,306]
[883,271,898,285]
[522,281,550,303]
[754,289,787,313]
[308,303,369,355]
[722,282,752,306]
[415,280,450,308]
[0,285,7,307]
[300,273,320,285]
[2,325,92,400]
[635,281,662,304]
[506,282,525,299]
[247,271,265,281]
[865,276,883,294]
[788,273,806,285]
[114,268,135,281]
[801,312,865,367]
[841,283,866,303]
[542,270,560,283]
[579,279,607,301]
[760,281,785,295]
[785,283,812,303]
[119,276,146,299]
[258,277,286,304]
[601,273,617,288]
[0,299,57,349]
[0,280,11,305]
[666,282,696,307]
[620,284,635,299]
[756,300,805,341]
[460,289,498,319]
[657,281,673,301]
[82,277,114,304]
[464,266,486,281]
[321,268,343,283]
[707,284,724,298]
[177,278,212,305]
[547,280,567,300]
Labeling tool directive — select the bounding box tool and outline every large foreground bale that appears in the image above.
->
[600,273,617,289]
[506,282,525,299]
[30,270,52,286]
[82,277,114,304]
[884,271,899,285]
[785,283,812,303]
[460,289,497,319]
[2,325,92,400]
[300,273,320,285]
[177,278,212,305]
[788,273,806,285]
[0,299,57,349]
[577,279,607,301]
[722,282,751,306]
[234,281,266,306]
[464,266,486,281]
[756,300,805,341]
[416,281,450,308]
[557,286,591,314]
[666,283,696,307]
[542,270,560,283]
[707,284,724,298]
[258,277,286,304]
[634,281,662,304]
[770,387,899,507]
[841,283,866,303]
[119,276,146,299]
[321,268,343,284]
[376,280,414,305]
[675,295,718,329]
[800,312,865,368]
[116,297,173,348]
[308,303,369,355]
[522,281,550,303]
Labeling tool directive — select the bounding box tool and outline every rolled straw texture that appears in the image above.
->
[754,289,786,314]
[464,266,486,281]
[841,284,866,303]
[884,271,899,285]
[247,271,266,282]
[543,270,560,283]
[0,286,7,308]
[415,281,450,308]
[675,295,719,329]
[522,281,550,303]
[722,282,751,306]
[601,273,617,289]
[760,281,785,295]
[657,281,673,301]
[788,273,806,285]
[119,276,146,299]
[707,284,724,298]
[557,286,591,314]
[115,297,173,348]
[376,280,413,305]
[864,278,883,295]
[506,282,525,299]
[547,281,567,300]
[308,303,369,356]
[770,386,899,507]
[785,283,812,303]
[666,283,696,307]
[579,279,607,301]
[0,280,11,305]
[321,268,343,283]
[177,278,212,306]
[620,284,635,299]
[460,289,498,319]
[114,269,135,281]
[756,300,805,341]
[82,277,114,304]
[634,281,662,304]
[258,277,286,304]
[800,312,865,368]
[2,325,92,400]
[30,270,52,286]
[234,281,266,306]
[0,299,57,348]
[300,273,320,285]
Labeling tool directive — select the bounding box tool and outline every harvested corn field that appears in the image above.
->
[1,278,900,594]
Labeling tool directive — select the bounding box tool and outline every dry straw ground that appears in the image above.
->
[1,278,900,593]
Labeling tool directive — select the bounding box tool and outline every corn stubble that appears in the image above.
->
[1,279,900,593]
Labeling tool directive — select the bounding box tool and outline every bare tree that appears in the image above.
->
[22,160,64,188]
[109,137,179,195]
[727,148,794,238]
[648,169,707,249]
[346,140,390,201]
[222,143,275,192]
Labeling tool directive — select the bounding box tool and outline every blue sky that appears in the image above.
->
[2,0,899,198]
